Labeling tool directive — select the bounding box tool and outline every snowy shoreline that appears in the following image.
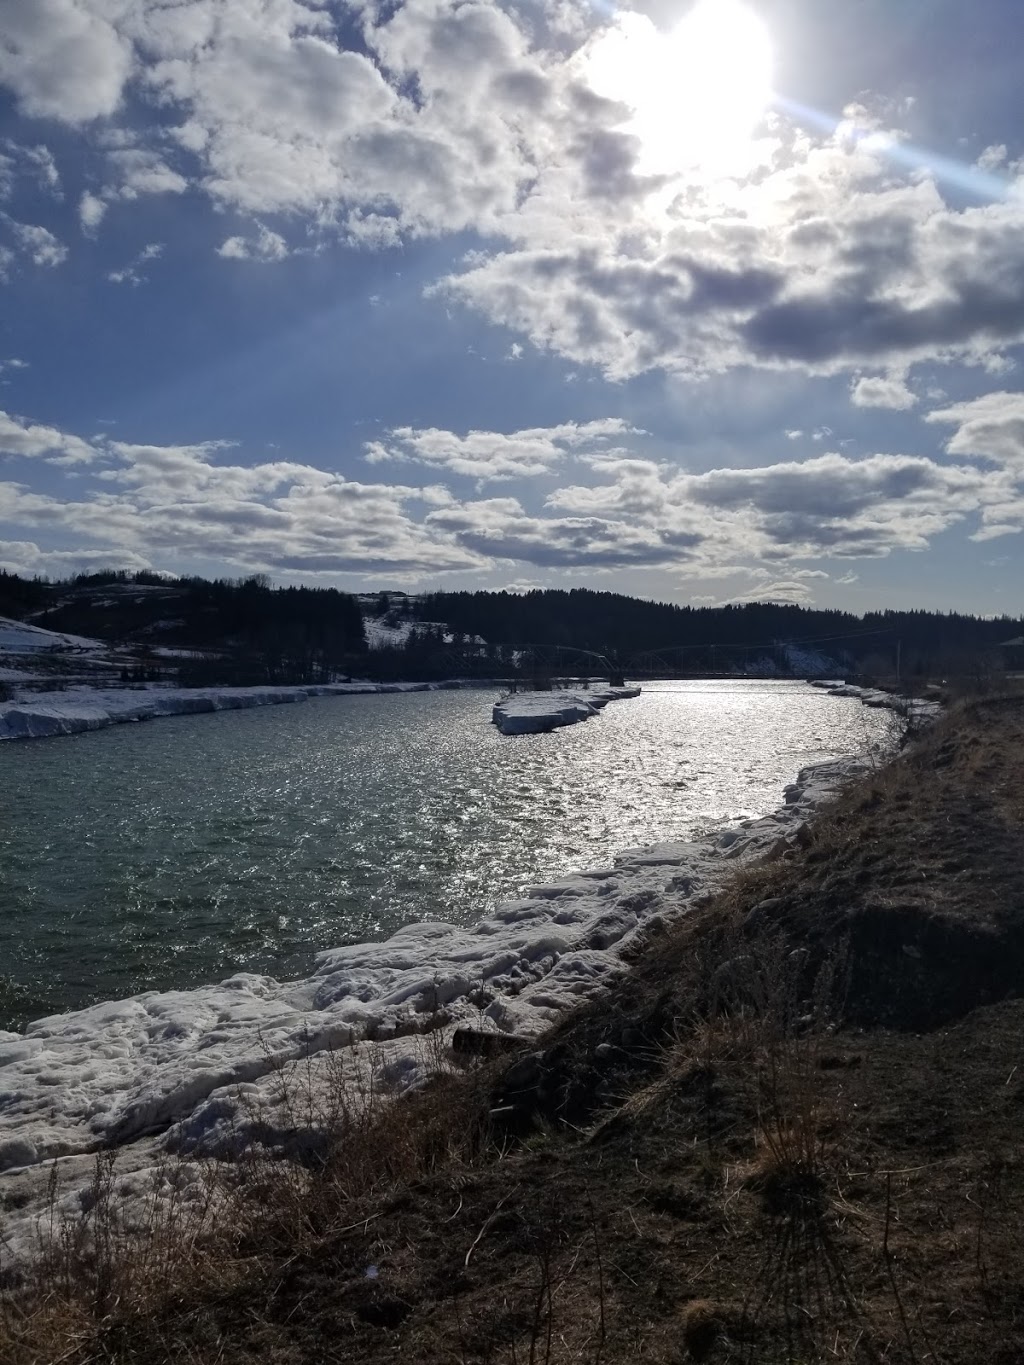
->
[0,678,508,743]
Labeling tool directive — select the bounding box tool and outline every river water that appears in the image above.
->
[0,681,888,1029]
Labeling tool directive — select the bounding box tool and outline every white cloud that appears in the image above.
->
[107,241,163,286]
[926,391,1024,470]
[79,189,107,231]
[0,0,132,123]
[4,219,68,267]
[364,419,638,482]
[106,148,188,199]
[978,144,1007,171]
[0,400,1019,577]
[0,0,1023,391]
[0,410,96,464]
[0,412,482,578]
[850,375,918,410]
[726,579,820,606]
[0,539,153,578]
[0,140,60,199]
[216,225,289,262]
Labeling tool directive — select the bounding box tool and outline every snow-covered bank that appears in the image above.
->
[0,679,504,743]
[0,749,871,1192]
[492,686,642,734]
[809,678,942,723]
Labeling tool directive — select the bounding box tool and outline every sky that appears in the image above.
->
[1,0,1024,614]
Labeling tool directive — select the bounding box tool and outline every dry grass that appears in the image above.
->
[0,1033,501,1364]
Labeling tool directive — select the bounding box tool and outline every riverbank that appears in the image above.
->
[3,693,1021,1363]
[0,678,516,742]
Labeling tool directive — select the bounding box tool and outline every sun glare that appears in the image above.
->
[584,0,774,175]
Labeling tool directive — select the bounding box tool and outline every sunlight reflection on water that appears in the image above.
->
[0,680,887,1026]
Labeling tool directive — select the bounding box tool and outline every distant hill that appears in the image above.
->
[413,588,1024,679]
[0,571,1020,686]
[1,570,365,686]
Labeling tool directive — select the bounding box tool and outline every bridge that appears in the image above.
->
[429,628,900,688]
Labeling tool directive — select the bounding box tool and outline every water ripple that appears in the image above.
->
[0,680,887,1027]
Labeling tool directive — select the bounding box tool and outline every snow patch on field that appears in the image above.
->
[0,616,106,655]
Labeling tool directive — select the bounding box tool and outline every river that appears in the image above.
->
[0,680,888,1029]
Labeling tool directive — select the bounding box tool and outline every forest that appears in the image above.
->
[2,571,1021,684]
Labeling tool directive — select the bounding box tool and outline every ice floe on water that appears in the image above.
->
[492,685,642,734]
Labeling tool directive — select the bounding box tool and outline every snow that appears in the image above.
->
[493,686,642,734]
[0,615,106,655]
[808,679,942,723]
[362,615,418,649]
[362,614,476,650]
[0,680,499,742]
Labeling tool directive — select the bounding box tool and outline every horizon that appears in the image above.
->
[7,565,1024,627]
[2,1,1024,613]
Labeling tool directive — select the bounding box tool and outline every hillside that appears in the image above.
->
[3,696,1023,1362]
[2,570,1021,689]
[0,571,366,688]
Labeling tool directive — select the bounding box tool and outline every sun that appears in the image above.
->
[583,0,774,175]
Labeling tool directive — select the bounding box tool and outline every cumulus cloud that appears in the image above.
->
[0,0,1022,390]
[364,419,638,482]
[546,449,999,562]
[0,539,153,578]
[3,218,67,267]
[850,375,917,410]
[217,225,289,261]
[0,399,1017,580]
[926,391,1024,470]
[105,148,188,199]
[79,189,107,231]
[426,496,703,568]
[0,0,132,123]
[0,410,95,464]
[0,412,482,577]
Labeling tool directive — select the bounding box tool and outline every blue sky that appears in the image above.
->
[1,0,1024,612]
